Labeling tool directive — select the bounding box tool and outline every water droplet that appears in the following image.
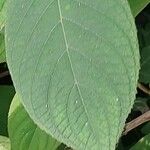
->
[46,104,48,108]
[79,2,81,6]
[116,98,119,102]
[85,122,88,126]
[76,101,78,104]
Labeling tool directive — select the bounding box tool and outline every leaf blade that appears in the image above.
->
[130,134,150,150]
[128,0,150,17]
[0,0,6,30]
[0,30,6,63]
[6,0,140,149]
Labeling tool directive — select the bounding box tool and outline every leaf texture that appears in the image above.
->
[0,30,6,63]
[6,0,140,149]
[0,0,6,30]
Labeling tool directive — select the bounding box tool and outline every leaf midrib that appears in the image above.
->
[57,0,103,148]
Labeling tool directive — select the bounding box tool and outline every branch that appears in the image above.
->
[0,71,9,78]
[137,82,150,95]
[123,110,150,135]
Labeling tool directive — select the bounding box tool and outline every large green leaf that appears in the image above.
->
[8,94,60,150]
[128,0,150,17]
[6,0,140,149]
[0,136,10,150]
[0,85,15,136]
[130,134,150,150]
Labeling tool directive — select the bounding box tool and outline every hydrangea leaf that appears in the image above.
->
[6,0,140,149]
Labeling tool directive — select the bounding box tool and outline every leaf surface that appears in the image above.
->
[130,134,150,150]
[128,0,150,17]
[6,0,140,149]
[0,29,5,63]
[8,94,60,150]
[0,0,6,29]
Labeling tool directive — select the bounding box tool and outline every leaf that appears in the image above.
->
[130,134,150,150]
[0,0,5,10]
[6,0,140,149]
[0,85,15,136]
[0,0,6,29]
[0,136,10,150]
[0,29,6,63]
[8,94,60,150]
[128,0,150,17]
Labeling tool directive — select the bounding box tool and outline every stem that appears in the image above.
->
[0,71,9,78]
[123,110,150,135]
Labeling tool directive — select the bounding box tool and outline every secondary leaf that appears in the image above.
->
[128,0,150,17]
[0,136,10,150]
[0,0,6,29]
[0,85,15,136]
[0,0,5,9]
[0,29,6,63]
[8,94,60,150]
[130,134,150,150]
[6,0,140,149]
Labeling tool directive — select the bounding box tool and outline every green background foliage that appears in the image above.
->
[128,0,150,17]
[0,0,6,30]
[0,86,15,136]
[0,29,5,63]
[138,22,150,83]
[131,134,150,150]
